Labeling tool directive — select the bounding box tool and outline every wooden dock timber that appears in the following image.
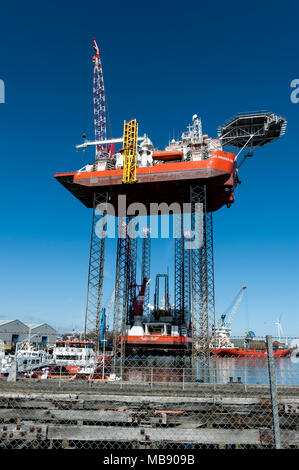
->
[0,380,298,449]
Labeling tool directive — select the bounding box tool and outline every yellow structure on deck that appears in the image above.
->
[122,119,138,184]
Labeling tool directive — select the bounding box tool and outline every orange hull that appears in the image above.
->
[124,334,192,349]
[54,150,237,213]
[56,150,235,181]
[214,348,291,357]
[72,150,235,184]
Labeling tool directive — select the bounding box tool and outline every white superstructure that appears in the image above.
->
[0,342,53,375]
[53,340,96,367]
[211,324,235,349]
[76,115,223,172]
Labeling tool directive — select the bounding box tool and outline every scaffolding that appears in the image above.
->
[122,119,138,183]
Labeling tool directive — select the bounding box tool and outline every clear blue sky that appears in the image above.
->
[0,0,298,337]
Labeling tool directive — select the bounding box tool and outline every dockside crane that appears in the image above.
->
[220,285,247,328]
[211,285,247,349]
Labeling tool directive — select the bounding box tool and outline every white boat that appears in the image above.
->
[52,339,112,375]
[53,339,96,367]
[0,341,54,376]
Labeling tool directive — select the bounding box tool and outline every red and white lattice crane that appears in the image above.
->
[92,38,108,164]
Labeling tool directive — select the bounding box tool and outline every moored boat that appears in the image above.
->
[52,339,112,377]
[0,342,54,377]
[214,347,291,357]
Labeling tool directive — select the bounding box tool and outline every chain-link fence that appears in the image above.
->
[0,335,298,450]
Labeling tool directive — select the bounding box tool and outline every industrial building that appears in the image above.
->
[25,323,58,347]
[0,320,29,347]
[0,319,58,348]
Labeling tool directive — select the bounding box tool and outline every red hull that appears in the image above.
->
[214,348,291,357]
[124,335,192,350]
[54,150,237,213]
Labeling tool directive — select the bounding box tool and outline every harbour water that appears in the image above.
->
[213,356,299,385]
[122,353,299,386]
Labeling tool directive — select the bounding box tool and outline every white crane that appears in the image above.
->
[220,285,247,327]
[212,285,247,349]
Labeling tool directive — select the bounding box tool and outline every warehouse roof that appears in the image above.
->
[26,323,44,329]
[0,320,14,326]
[0,319,27,327]
[0,320,57,332]
[25,323,58,332]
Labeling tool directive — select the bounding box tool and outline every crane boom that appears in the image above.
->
[133,278,150,318]
[225,285,247,326]
[92,38,108,164]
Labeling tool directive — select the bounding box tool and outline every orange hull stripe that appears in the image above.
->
[55,151,236,181]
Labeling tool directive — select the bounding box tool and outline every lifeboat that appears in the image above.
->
[152,150,183,161]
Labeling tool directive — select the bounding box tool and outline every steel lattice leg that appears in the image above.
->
[183,229,191,328]
[126,217,137,326]
[84,192,108,356]
[112,218,127,378]
[141,227,151,318]
[175,213,184,326]
[190,185,215,383]
[112,215,137,379]
[175,213,191,332]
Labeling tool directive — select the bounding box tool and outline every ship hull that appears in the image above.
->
[55,150,237,213]
[213,348,291,357]
[124,335,192,350]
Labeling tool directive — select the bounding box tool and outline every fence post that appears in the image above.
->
[7,359,17,382]
[266,335,281,449]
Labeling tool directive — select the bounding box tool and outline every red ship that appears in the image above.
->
[213,347,291,357]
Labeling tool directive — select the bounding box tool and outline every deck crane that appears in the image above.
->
[92,38,108,167]
[133,278,150,318]
[220,285,247,328]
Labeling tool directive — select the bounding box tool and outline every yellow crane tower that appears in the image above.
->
[122,119,138,183]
